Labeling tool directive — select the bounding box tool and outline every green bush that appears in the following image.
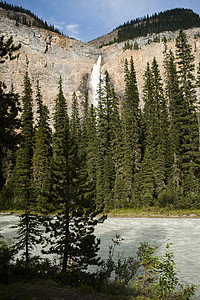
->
[95,237,196,299]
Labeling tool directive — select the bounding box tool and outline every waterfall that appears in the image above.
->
[91,56,101,106]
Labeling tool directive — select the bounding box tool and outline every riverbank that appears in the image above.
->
[1,207,200,218]
[107,207,200,218]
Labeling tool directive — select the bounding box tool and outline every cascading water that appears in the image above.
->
[91,55,101,106]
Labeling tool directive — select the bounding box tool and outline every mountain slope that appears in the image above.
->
[0,7,101,118]
[89,8,200,47]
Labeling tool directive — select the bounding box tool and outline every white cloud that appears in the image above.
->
[54,24,64,31]
[46,17,65,32]
[66,24,80,39]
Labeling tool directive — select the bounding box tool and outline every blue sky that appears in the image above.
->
[5,0,200,42]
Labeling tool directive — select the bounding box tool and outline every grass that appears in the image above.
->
[1,207,200,219]
[107,207,200,218]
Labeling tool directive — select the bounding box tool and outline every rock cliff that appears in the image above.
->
[100,29,200,107]
[0,8,101,116]
[1,8,200,119]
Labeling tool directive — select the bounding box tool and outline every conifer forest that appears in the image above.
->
[2,29,200,212]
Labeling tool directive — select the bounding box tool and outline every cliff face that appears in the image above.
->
[0,9,101,116]
[1,8,200,118]
[100,29,200,107]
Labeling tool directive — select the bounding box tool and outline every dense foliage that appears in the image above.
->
[116,8,200,43]
[0,1,63,35]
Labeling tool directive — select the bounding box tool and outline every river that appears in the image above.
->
[0,215,200,295]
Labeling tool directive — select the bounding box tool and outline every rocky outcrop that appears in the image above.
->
[0,10,101,117]
[100,28,200,107]
[89,29,118,48]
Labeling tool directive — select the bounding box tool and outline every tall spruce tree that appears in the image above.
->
[164,50,183,203]
[69,91,104,271]
[32,80,52,211]
[47,76,70,271]
[175,30,200,201]
[96,70,120,209]
[121,57,141,205]
[45,81,104,272]
[13,73,42,263]
[141,58,169,204]
[13,72,34,207]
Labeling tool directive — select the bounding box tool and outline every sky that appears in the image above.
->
[5,0,200,42]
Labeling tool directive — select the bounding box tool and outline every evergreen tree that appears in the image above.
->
[164,50,183,199]
[48,76,70,271]
[13,73,42,263]
[32,80,52,211]
[80,91,97,193]
[70,91,81,160]
[141,58,169,204]
[45,80,104,272]
[96,71,120,209]
[13,72,34,206]
[69,91,104,271]
[151,58,169,199]
[175,30,200,199]
[121,57,141,205]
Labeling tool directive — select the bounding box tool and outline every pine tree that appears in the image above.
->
[48,76,70,270]
[151,58,169,199]
[13,72,34,206]
[32,80,52,211]
[175,30,200,199]
[121,57,141,205]
[141,58,169,204]
[69,91,104,271]
[45,81,104,272]
[164,50,183,198]
[12,73,42,263]
[110,88,125,208]
[96,71,120,209]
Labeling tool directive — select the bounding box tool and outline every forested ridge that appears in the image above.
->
[0,1,63,35]
[116,8,200,43]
